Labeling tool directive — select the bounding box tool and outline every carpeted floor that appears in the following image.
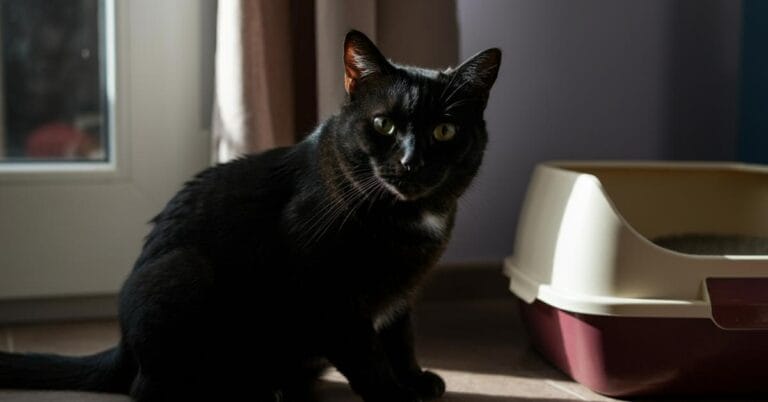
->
[0,298,760,402]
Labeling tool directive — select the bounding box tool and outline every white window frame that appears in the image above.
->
[0,0,124,181]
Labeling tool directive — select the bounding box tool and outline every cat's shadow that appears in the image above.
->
[308,380,577,402]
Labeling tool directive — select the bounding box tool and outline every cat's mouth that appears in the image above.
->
[371,164,444,201]
[377,176,414,201]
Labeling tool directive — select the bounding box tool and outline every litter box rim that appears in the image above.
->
[506,161,768,320]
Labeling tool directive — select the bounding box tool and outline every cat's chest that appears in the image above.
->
[354,209,452,263]
[372,297,409,331]
[374,209,453,243]
[411,210,450,239]
[353,209,452,290]
[290,205,453,299]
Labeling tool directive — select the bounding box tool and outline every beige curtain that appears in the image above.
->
[212,0,295,163]
[315,0,377,121]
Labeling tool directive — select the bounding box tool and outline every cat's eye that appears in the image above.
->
[433,123,457,141]
[373,116,396,136]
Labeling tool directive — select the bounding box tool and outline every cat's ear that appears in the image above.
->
[344,30,392,95]
[447,48,502,104]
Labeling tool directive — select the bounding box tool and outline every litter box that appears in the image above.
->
[504,161,768,397]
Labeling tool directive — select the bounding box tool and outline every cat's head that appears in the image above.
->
[331,30,500,203]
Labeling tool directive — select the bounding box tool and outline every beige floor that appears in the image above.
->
[0,298,757,402]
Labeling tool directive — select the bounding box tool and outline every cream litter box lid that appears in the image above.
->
[505,161,768,319]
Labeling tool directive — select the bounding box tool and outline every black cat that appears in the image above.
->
[0,30,500,402]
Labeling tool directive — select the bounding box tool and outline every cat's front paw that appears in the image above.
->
[405,370,445,400]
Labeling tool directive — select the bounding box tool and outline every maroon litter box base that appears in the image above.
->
[518,298,768,397]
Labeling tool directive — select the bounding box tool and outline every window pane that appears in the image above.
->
[0,0,107,162]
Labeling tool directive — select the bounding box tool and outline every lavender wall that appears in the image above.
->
[443,0,742,263]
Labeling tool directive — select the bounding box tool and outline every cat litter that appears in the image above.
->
[505,161,768,397]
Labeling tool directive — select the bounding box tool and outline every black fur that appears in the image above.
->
[0,31,500,402]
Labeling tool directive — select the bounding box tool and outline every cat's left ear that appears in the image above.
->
[448,48,502,103]
[344,30,392,95]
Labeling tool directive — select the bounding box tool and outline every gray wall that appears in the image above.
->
[442,0,742,263]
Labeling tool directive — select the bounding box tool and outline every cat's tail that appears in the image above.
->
[0,342,136,394]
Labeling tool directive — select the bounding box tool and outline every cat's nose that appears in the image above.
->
[399,136,423,173]
[400,155,420,172]
[399,154,424,173]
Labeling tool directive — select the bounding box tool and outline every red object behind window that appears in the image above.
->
[25,122,93,158]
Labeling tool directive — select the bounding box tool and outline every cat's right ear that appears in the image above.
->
[344,30,391,95]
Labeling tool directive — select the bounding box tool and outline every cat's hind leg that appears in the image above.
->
[120,249,219,401]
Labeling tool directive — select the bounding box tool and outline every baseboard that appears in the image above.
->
[0,263,509,324]
[420,262,510,302]
[0,295,118,325]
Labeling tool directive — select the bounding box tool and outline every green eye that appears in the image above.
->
[373,116,396,135]
[433,123,456,141]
